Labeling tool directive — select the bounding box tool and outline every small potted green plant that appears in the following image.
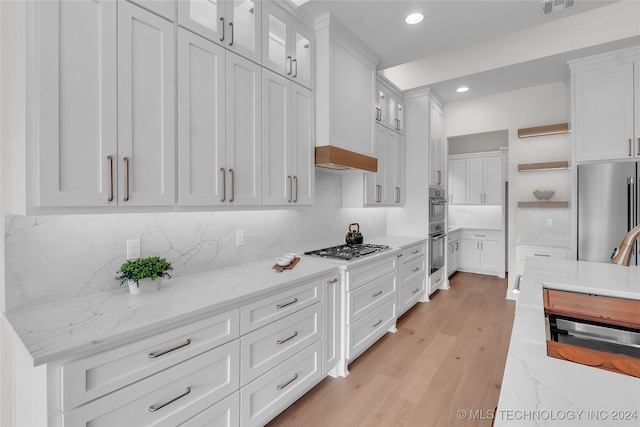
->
[116,256,173,295]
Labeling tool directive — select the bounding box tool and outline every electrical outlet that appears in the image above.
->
[236,231,244,246]
[367,218,373,228]
[127,239,140,260]
[546,218,553,228]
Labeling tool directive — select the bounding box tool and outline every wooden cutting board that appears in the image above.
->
[272,257,300,273]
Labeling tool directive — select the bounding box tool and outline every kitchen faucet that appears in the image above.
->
[611,224,640,266]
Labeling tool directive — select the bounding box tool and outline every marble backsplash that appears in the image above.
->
[3,170,388,312]
[448,205,503,230]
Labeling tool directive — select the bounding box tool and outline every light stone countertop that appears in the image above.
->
[495,257,640,427]
[5,235,428,367]
[4,258,340,367]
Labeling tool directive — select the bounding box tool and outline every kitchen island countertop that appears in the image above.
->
[495,257,640,426]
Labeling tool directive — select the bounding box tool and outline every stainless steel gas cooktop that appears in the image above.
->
[304,244,391,261]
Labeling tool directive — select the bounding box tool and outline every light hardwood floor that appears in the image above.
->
[267,272,516,427]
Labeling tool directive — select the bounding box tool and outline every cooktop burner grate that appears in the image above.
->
[304,244,391,261]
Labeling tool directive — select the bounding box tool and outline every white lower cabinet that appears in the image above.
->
[178,391,240,427]
[322,274,341,376]
[428,268,445,295]
[447,230,460,277]
[459,230,501,276]
[240,341,322,427]
[396,242,426,316]
[347,298,396,361]
[63,340,240,426]
[515,245,569,280]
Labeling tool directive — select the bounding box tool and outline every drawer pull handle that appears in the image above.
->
[148,387,191,412]
[372,290,383,298]
[534,253,550,257]
[412,267,420,273]
[411,288,420,294]
[397,253,403,257]
[475,234,486,237]
[276,298,298,309]
[148,339,191,359]
[372,319,383,328]
[276,373,298,390]
[412,250,420,255]
[327,278,338,284]
[107,156,114,202]
[276,331,298,345]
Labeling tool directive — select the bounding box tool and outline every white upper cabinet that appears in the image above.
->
[571,48,639,163]
[178,0,262,64]
[365,126,404,206]
[37,0,118,207]
[262,2,314,90]
[262,70,314,205]
[177,29,227,206]
[429,100,444,187]
[127,0,176,21]
[118,1,176,206]
[375,79,404,135]
[447,158,466,205]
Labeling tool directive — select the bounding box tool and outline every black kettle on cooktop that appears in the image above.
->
[345,223,364,244]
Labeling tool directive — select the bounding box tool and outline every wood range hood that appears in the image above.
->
[315,146,378,173]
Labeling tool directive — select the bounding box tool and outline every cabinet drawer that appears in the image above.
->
[62,309,239,410]
[347,270,396,325]
[241,279,321,334]
[178,391,239,427]
[347,298,396,361]
[520,246,568,261]
[429,269,445,295]
[400,275,425,314]
[240,303,321,386]
[460,230,499,241]
[346,254,397,291]
[240,341,322,427]
[402,256,425,284]
[398,243,426,262]
[63,340,240,427]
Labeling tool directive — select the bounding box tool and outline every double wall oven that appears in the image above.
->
[429,187,446,275]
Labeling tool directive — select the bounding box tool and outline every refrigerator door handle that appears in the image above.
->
[629,177,636,232]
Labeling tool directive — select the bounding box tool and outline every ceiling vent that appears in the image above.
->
[541,0,575,15]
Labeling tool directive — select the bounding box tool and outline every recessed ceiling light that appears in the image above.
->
[405,13,424,25]
[456,86,469,93]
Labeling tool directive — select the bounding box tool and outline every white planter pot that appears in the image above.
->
[128,278,161,295]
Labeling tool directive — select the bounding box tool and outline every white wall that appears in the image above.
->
[444,82,569,296]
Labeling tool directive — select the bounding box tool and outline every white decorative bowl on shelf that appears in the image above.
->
[533,190,555,200]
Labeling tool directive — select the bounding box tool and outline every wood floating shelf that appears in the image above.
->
[518,161,570,172]
[518,123,569,138]
[518,201,569,208]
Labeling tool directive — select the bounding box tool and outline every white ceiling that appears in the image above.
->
[299,0,640,103]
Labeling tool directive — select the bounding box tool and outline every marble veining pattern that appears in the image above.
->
[495,258,640,426]
[5,258,340,366]
[4,171,388,311]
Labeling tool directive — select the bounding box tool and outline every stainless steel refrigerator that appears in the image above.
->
[578,162,638,264]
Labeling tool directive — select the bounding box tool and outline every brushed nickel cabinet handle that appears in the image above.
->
[372,290,383,298]
[276,331,298,345]
[219,17,225,42]
[397,119,401,131]
[293,176,298,203]
[229,168,235,202]
[327,278,338,284]
[629,138,633,156]
[228,22,234,46]
[395,187,400,203]
[220,167,226,202]
[372,319,383,328]
[412,250,420,255]
[376,185,382,203]
[287,56,292,75]
[148,339,191,358]
[123,157,130,202]
[276,373,298,390]
[276,298,298,309]
[288,175,292,203]
[411,288,420,294]
[148,387,191,412]
[292,59,298,78]
[534,253,551,257]
[437,170,441,185]
[107,156,114,202]
[412,267,420,273]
